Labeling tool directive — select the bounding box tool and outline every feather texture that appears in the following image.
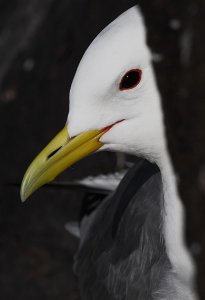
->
[74,160,194,299]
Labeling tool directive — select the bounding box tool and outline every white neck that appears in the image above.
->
[157,150,195,285]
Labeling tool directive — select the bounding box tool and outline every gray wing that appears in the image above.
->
[74,161,184,300]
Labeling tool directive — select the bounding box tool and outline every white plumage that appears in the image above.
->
[67,6,197,299]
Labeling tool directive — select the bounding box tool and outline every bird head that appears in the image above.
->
[21,6,166,201]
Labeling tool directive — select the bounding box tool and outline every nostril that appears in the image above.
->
[47,146,62,159]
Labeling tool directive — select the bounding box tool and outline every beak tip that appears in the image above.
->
[20,182,30,202]
[20,195,27,202]
[20,189,27,202]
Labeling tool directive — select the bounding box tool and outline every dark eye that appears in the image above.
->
[119,69,142,91]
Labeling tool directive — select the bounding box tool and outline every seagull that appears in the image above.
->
[21,6,198,300]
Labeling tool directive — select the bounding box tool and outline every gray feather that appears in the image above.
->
[74,161,194,300]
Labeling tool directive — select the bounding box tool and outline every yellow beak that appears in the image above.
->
[20,126,105,202]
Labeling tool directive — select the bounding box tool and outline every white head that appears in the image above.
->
[21,6,167,201]
[68,6,166,162]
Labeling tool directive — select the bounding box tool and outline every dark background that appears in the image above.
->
[1,0,205,299]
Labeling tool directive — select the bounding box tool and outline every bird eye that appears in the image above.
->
[119,69,142,91]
